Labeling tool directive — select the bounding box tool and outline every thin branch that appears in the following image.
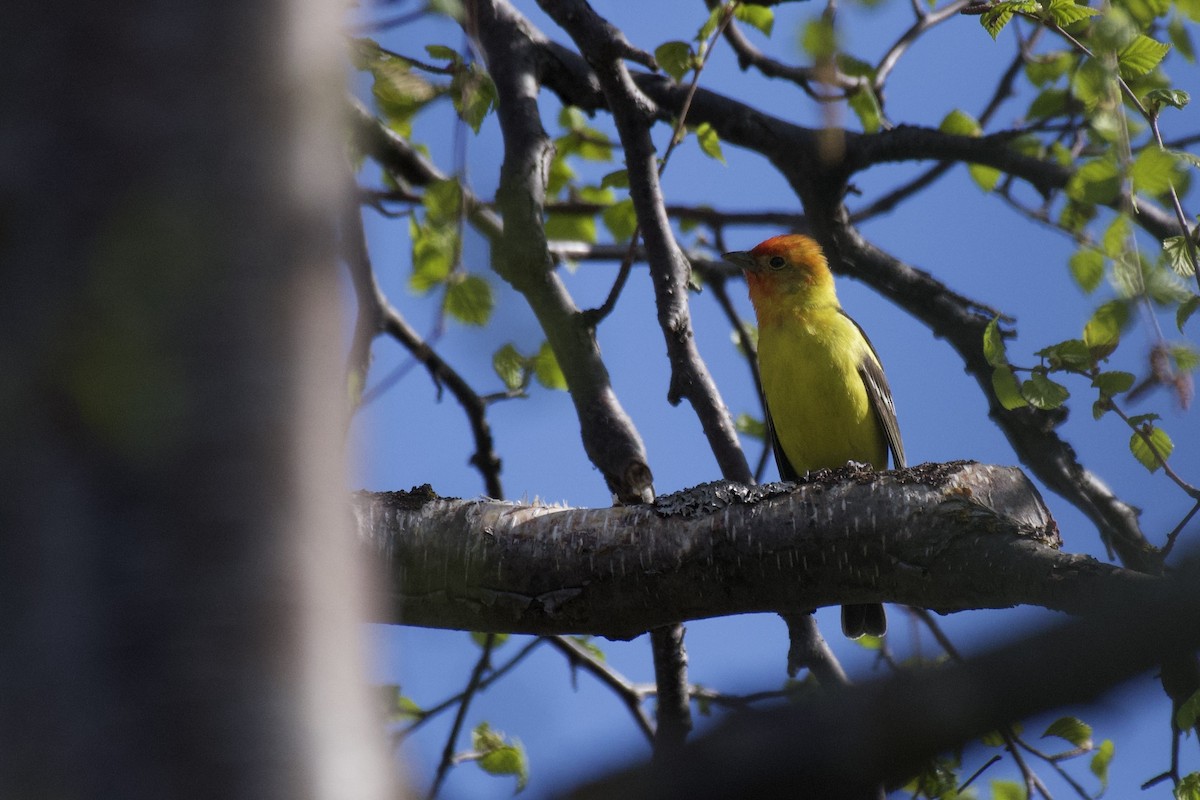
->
[428,635,495,800]
[873,0,972,93]
[468,0,654,503]
[712,0,864,101]
[546,636,656,740]
[342,184,504,497]
[398,637,545,740]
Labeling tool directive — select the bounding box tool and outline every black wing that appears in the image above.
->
[840,309,905,469]
[763,402,801,482]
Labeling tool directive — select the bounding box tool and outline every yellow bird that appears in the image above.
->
[724,234,905,638]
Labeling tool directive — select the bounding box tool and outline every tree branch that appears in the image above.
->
[353,463,1155,638]
[467,0,653,503]
[538,0,752,487]
[563,555,1200,800]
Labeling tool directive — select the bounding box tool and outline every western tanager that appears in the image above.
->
[724,234,905,638]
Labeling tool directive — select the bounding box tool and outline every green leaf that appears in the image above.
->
[933,112,1004,194]
[1024,50,1074,86]
[735,4,775,36]
[836,53,877,79]
[492,343,526,391]
[1060,198,1097,233]
[423,178,463,225]
[694,122,726,163]
[1101,214,1131,259]
[444,274,494,326]
[1111,252,1147,299]
[1023,373,1070,409]
[1169,17,1196,63]
[576,185,614,206]
[969,162,1002,192]
[939,108,981,136]
[1070,248,1105,293]
[425,44,460,62]
[533,341,567,390]
[1044,0,1101,25]
[1146,87,1191,111]
[1131,147,1183,196]
[993,366,1029,409]
[601,198,638,242]
[1182,0,1200,21]
[1118,35,1171,79]
[409,219,455,293]
[600,169,630,189]
[1036,339,1093,371]
[378,685,425,723]
[1069,57,1112,110]
[469,631,509,648]
[558,106,586,131]
[545,212,596,243]
[1066,157,1120,205]
[1090,739,1115,791]
[1028,87,1071,119]
[734,412,766,440]
[1122,0,1171,26]
[991,779,1025,800]
[983,317,1008,367]
[1173,344,1200,372]
[451,67,496,133]
[368,52,443,138]
[472,723,529,792]
[569,635,606,662]
[847,87,883,134]
[980,729,1007,747]
[427,0,464,20]
[801,17,838,59]
[655,41,694,82]
[697,5,724,41]
[1093,370,1136,395]
[1042,716,1093,749]
[546,155,575,198]
[1179,690,1200,732]
[1144,258,1194,304]
[1164,236,1198,277]
[981,4,1016,38]
[1180,295,1200,332]
[1130,424,1173,471]
[1084,300,1129,358]
[1176,773,1200,800]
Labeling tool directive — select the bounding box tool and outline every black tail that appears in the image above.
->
[841,603,886,638]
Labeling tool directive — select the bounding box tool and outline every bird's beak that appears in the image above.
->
[723,250,756,272]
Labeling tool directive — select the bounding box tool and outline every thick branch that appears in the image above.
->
[354,463,1153,639]
[565,556,1200,800]
[468,0,653,502]
[538,0,752,486]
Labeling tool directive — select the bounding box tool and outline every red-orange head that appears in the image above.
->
[723,234,837,321]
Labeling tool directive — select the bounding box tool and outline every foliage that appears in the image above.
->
[347,0,1200,796]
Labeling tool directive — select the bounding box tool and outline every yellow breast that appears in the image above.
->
[757,306,887,472]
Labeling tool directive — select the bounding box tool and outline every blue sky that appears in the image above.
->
[350,1,1200,797]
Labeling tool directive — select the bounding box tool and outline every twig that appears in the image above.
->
[342,182,504,497]
[427,635,496,800]
[397,637,545,741]
[546,636,656,741]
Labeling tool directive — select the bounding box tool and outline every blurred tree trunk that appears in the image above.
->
[0,2,395,799]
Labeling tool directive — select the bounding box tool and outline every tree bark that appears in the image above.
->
[355,462,1152,638]
[0,2,393,798]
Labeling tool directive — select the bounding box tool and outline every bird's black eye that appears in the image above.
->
[768,256,786,269]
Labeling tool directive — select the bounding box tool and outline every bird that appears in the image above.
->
[724,234,904,638]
